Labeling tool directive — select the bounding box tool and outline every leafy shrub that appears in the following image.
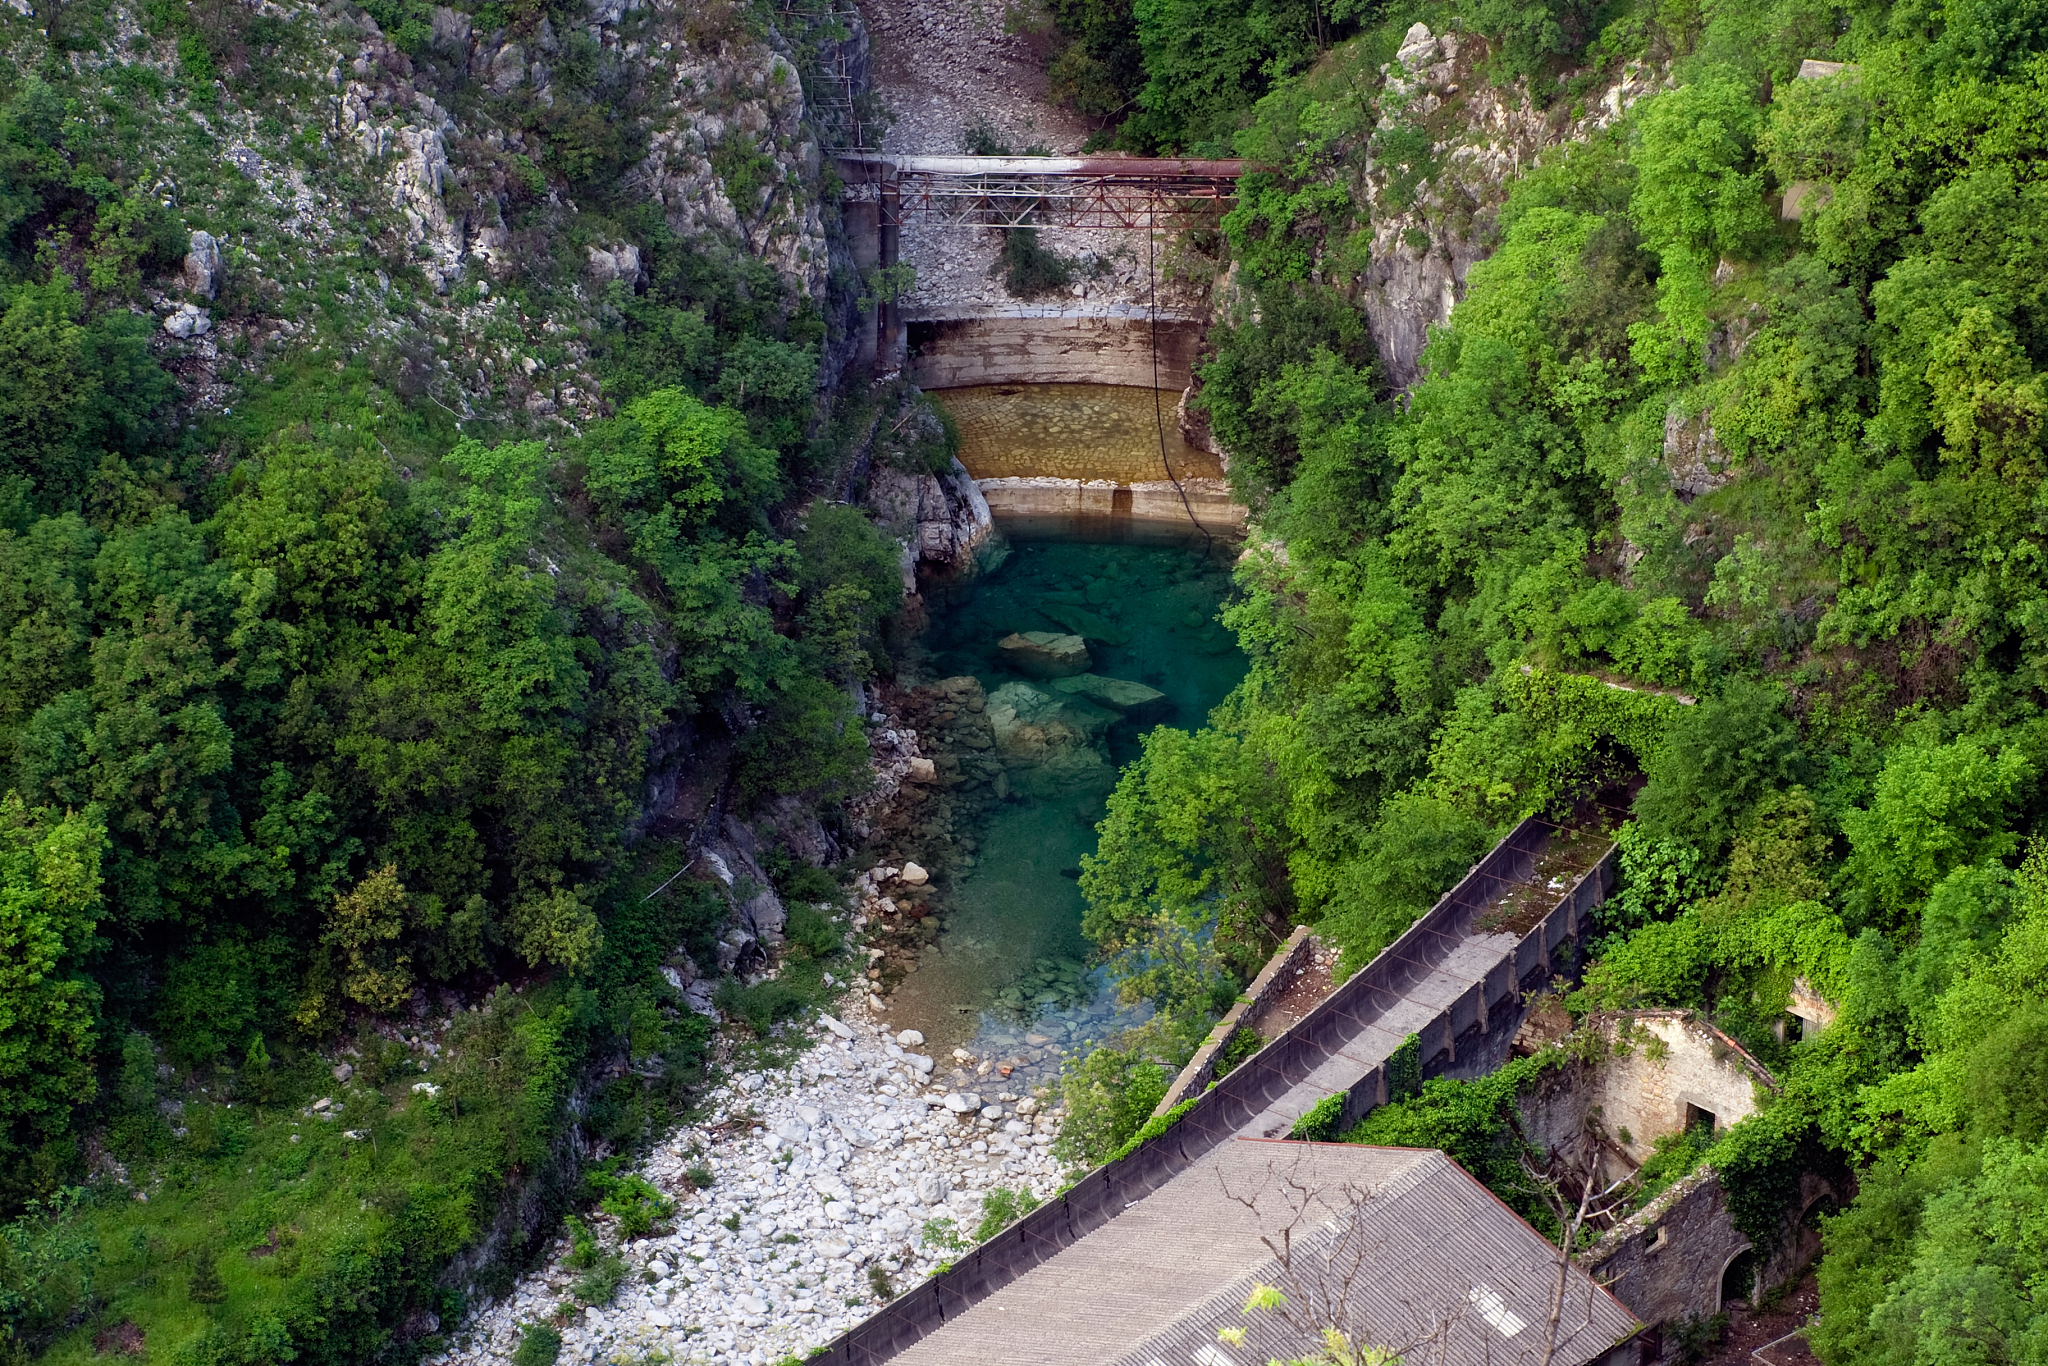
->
[0,1189,96,1355]
[1632,680,1808,862]
[919,1217,967,1254]
[511,1324,562,1366]
[1962,999,2048,1143]
[961,115,1009,156]
[1213,1027,1262,1078]
[1840,735,2032,932]
[1633,1128,1713,1207]
[1288,1093,1347,1142]
[972,1187,1043,1242]
[1124,0,1322,152]
[1110,1097,1197,1162]
[713,978,810,1036]
[1053,1047,1169,1167]
[782,904,843,959]
[1601,823,1710,941]
[591,1169,675,1239]
[1194,282,1373,498]
[572,1252,628,1306]
[734,673,874,802]
[1316,795,1491,976]
[562,1215,599,1270]
[992,228,1076,299]
[1344,1055,1558,1229]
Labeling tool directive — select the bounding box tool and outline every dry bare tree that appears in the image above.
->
[1519,1127,1639,1366]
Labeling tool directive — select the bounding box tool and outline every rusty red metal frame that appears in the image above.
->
[836,155,1246,230]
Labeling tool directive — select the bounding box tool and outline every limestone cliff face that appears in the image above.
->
[1354,25,1662,390]
[65,0,862,431]
[865,461,997,583]
[339,4,839,299]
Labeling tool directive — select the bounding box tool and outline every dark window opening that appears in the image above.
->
[1685,1103,1718,1137]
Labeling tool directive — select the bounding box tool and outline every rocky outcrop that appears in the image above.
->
[1051,672,1171,721]
[182,231,222,299]
[125,0,869,433]
[983,681,1116,797]
[629,34,831,300]
[1355,25,1663,390]
[1663,404,1732,500]
[863,457,997,579]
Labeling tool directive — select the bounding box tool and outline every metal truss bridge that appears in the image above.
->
[836,155,1247,230]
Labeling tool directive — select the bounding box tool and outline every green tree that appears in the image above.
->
[1632,680,1807,861]
[0,794,105,1197]
[0,280,89,514]
[1626,74,1776,381]
[1840,735,2032,931]
[1864,1138,2048,1366]
[1126,0,1321,151]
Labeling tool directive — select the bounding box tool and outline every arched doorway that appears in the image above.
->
[1721,1249,1756,1307]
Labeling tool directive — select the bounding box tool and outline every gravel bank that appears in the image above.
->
[428,999,1069,1366]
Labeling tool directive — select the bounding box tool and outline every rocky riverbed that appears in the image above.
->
[428,999,1069,1366]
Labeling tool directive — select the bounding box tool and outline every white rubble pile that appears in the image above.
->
[427,1002,1067,1366]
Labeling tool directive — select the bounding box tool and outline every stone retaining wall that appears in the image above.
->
[1155,926,1316,1114]
[976,475,1247,538]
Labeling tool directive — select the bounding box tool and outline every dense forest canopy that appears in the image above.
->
[0,1,938,1355]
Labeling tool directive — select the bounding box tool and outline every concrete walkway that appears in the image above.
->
[1239,928,1529,1138]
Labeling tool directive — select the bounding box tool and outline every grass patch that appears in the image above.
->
[25,983,653,1366]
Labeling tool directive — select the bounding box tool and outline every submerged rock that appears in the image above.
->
[998,630,1090,678]
[1051,673,1171,722]
[1040,602,1130,645]
[984,683,1115,753]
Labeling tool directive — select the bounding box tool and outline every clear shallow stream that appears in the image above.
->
[884,512,1247,1083]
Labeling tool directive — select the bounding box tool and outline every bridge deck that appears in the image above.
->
[836,154,1246,228]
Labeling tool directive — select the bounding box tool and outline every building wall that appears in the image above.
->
[1520,1012,1773,1170]
[1585,1167,1839,1359]
[1585,1169,1752,1334]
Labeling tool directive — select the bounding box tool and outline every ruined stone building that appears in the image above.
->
[1517,1011,1841,1354]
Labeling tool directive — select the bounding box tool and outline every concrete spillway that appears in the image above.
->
[931,380,1245,541]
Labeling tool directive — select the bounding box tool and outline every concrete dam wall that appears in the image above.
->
[911,308,1246,539]
[906,307,1204,390]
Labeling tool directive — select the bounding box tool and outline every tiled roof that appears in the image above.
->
[886,1140,1643,1366]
